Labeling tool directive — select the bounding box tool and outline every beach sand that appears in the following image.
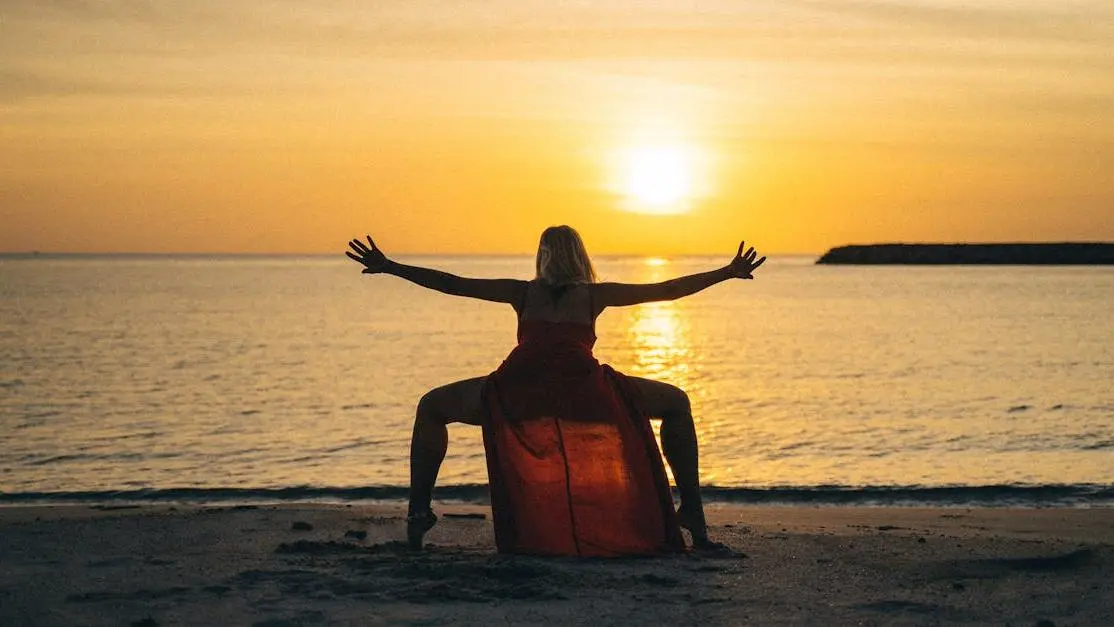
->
[1,503,1111,626]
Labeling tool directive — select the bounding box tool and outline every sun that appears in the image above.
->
[620,146,694,214]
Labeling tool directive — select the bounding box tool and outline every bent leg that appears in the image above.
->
[626,376,713,547]
[408,376,486,548]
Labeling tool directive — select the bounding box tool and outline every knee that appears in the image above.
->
[674,389,692,415]
[663,385,691,417]
[416,388,444,420]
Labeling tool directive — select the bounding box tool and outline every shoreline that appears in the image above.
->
[3,503,1111,625]
[3,482,1112,509]
[4,500,1114,511]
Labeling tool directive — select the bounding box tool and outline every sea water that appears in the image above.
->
[1,255,1112,505]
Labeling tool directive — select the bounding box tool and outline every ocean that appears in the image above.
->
[1,254,1112,506]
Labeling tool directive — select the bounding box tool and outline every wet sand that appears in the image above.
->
[1,504,1111,625]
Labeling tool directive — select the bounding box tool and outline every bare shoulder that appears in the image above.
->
[589,281,642,309]
[586,282,619,315]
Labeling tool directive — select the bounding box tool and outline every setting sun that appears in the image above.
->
[620,146,694,215]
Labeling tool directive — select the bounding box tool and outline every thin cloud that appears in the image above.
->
[6,0,1110,62]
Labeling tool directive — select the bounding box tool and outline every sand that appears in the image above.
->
[0,503,1111,626]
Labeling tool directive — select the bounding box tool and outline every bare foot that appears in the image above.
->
[677,503,710,545]
[692,536,733,551]
[406,510,437,550]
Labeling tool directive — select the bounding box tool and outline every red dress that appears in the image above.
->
[481,318,686,557]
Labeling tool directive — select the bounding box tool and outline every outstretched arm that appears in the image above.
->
[346,236,525,305]
[594,241,766,309]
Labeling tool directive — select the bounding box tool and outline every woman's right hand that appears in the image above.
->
[346,236,390,274]
[727,241,766,279]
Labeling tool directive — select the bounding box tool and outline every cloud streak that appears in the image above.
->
[6,1,1112,60]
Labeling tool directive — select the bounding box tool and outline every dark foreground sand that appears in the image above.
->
[1,504,1111,626]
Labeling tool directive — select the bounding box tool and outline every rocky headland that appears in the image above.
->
[817,243,1114,265]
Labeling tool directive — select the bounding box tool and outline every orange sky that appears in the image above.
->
[2,1,1112,254]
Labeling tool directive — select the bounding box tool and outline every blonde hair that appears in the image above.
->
[535,225,597,285]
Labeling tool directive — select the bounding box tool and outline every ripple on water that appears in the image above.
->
[2,257,1113,492]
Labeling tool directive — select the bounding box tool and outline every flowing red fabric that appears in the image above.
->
[481,320,685,557]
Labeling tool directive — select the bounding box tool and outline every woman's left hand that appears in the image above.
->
[346,236,390,274]
[728,241,766,279]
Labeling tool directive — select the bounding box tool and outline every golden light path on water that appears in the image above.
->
[610,257,713,485]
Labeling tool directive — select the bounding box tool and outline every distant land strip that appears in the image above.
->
[816,243,1114,265]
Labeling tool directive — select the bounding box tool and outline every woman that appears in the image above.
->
[347,226,765,555]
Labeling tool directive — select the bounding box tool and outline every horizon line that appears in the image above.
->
[4,241,1112,258]
[0,250,824,258]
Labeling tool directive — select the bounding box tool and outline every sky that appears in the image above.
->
[2,1,1113,255]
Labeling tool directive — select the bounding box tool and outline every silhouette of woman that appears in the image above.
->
[347,226,765,555]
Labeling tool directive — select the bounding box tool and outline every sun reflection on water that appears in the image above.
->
[626,301,692,384]
[615,258,718,483]
[621,258,694,386]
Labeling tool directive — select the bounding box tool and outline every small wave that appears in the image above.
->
[26,454,93,466]
[21,451,180,465]
[777,441,815,452]
[1081,440,1114,451]
[0,485,424,505]
[96,431,162,442]
[341,403,377,411]
[700,484,1114,507]
[0,483,1111,508]
[319,440,383,454]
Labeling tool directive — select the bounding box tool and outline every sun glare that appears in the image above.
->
[620,146,694,214]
